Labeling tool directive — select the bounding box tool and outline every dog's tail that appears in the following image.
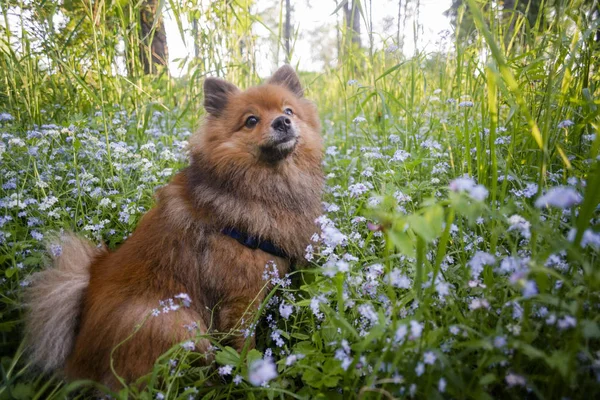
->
[24,232,106,373]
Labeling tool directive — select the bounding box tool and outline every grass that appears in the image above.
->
[1,0,600,398]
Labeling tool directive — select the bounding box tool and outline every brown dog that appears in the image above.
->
[24,65,323,389]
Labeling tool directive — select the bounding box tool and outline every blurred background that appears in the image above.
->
[1,0,598,128]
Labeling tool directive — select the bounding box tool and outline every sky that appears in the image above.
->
[164,0,453,77]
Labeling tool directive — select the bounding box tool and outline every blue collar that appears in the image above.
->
[222,227,290,260]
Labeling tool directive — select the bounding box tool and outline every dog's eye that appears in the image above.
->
[245,116,259,128]
[284,108,293,116]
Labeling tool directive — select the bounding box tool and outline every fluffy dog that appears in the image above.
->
[24,65,323,389]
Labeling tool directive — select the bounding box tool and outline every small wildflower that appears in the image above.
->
[248,358,278,386]
[174,293,192,307]
[468,251,495,279]
[557,119,574,129]
[535,186,582,209]
[505,372,526,387]
[279,301,293,319]
[181,341,195,351]
[410,320,423,339]
[557,315,577,330]
[494,336,507,348]
[438,377,447,392]
[423,351,436,365]
[218,365,233,376]
[415,362,425,376]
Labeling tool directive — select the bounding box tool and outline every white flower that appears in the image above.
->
[438,377,447,392]
[358,303,379,325]
[470,185,489,201]
[181,341,195,351]
[321,225,347,247]
[387,268,411,289]
[415,362,425,376]
[248,358,278,386]
[395,324,408,343]
[468,251,495,279]
[449,176,488,201]
[410,320,423,339]
[279,301,294,319]
[507,215,531,239]
[218,365,233,376]
[535,186,582,209]
[348,183,370,197]
[458,100,474,107]
[285,353,305,366]
[423,351,436,365]
[233,374,243,385]
[391,149,410,162]
[174,293,192,308]
[469,298,490,310]
[353,116,367,123]
[450,176,476,192]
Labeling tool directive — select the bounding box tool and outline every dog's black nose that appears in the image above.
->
[271,115,292,132]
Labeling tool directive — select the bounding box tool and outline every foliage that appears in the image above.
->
[1,0,600,399]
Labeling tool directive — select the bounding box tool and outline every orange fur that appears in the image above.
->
[24,66,323,389]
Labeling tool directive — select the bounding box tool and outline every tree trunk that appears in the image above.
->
[344,0,361,48]
[192,17,199,59]
[284,0,291,63]
[397,0,402,46]
[139,0,168,75]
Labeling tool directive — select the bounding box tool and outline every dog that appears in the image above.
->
[24,65,324,389]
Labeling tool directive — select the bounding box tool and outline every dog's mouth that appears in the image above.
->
[260,135,298,162]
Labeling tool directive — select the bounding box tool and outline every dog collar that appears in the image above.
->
[222,227,290,260]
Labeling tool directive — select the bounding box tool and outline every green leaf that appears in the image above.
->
[479,373,497,386]
[582,320,600,339]
[23,256,42,266]
[5,267,18,278]
[388,230,415,258]
[215,346,240,367]
[9,383,34,400]
[291,332,310,340]
[547,350,571,378]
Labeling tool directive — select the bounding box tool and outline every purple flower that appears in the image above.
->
[535,186,582,209]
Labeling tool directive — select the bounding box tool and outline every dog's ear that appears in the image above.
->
[203,78,240,116]
[268,65,303,97]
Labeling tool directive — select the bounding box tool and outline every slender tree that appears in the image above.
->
[139,0,168,75]
[344,0,361,48]
[284,0,291,63]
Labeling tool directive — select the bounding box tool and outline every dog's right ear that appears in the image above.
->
[203,78,239,116]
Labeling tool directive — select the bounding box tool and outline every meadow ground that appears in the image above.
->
[1,0,600,399]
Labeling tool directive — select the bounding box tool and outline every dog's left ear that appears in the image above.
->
[204,77,240,116]
[268,65,304,97]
